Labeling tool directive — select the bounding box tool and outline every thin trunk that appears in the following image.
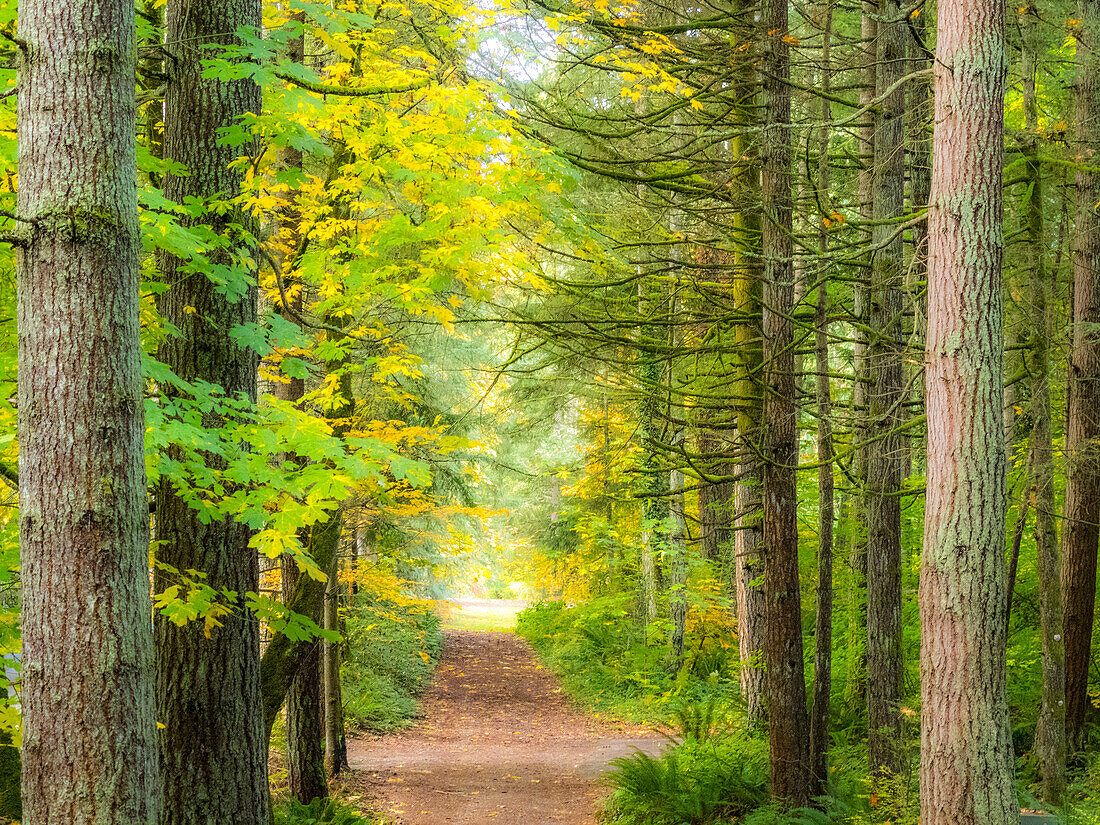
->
[920,1,1017,822]
[1005,450,1033,631]
[324,549,350,775]
[731,0,767,723]
[667,158,687,672]
[638,227,665,628]
[866,0,907,780]
[809,0,835,788]
[1020,1,1067,800]
[761,0,811,806]
[669,458,687,671]
[1062,0,1100,751]
[17,0,159,821]
[275,21,326,802]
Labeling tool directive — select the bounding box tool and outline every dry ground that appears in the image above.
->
[347,622,664,825]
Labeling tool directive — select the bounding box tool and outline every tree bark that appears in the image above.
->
[730,0,766,722]
[920,1,1017,822]
[285,541,327,804]
[866,0,907,780]
[1019,0,1066,801]
[324,549,350,775]
[152,0,268,820]
[1062,0,1100,752]
[809,0,835,789]
[16,1,159,822]
[761,0,811,806]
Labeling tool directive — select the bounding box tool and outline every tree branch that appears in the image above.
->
[0,459,16,489]
[274,70,428,98]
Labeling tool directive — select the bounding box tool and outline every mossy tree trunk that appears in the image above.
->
[920,1,1017,822]
[1062,0,1100,752]
[808,0,835,789]
[1019,0,1066,802]
[729,0,766,724]
[866,0,907,780]
[16,0,159,821]
[152,0,268,820]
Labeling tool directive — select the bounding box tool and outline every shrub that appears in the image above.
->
[342,591,443,731]
[517,597,739,722]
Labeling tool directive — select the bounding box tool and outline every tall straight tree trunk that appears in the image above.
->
[761,0,811,806]
[669,457,688,670]
[152,0,268,821]
[730,0,767,723]
[848,9,877,714]
[16,0,159,822]
[638,279,665,628]
[1020,1,1066,801]
[1062,0,1100,751]
[667,166,687,672]
[920,1,1016,822]
[271,24,328,805]
[636,157,663,627]
[809,0,835,788]
[866,0,907,780]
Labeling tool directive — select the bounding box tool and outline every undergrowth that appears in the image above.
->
[342,581,443,732]
[273,797,385,825]
[516,594,740,722]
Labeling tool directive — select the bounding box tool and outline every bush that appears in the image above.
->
[342,591,443,731]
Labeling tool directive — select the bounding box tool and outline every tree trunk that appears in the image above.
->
[16,0,159,821]
[1018,1,1066,802]
[638,269,665,627]
[866,0,907,780]
[669,459,688,671]
[808,0,835,788]
[152,0,268,820]
[324,550,350,776]
[285,554,327,804]
[920,1,1017,822]
[1062,0,1100,752]
[761,0,811,806]
[730,0,767,719]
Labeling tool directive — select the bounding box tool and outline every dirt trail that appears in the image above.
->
[347,628,664,825]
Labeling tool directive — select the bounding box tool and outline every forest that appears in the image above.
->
[0,0,1098,822]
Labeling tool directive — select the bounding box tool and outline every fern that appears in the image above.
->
[274,798,377,825]
[605,734,769,825]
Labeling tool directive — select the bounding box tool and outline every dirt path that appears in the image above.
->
[347,629,664,825]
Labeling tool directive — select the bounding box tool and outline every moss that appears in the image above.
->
[34,204,128,245]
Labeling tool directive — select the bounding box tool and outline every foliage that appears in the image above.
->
[273,797,383,825]
[1064,752,1100,825]
[517,594,738,722]
[602,728,769,825]
[342,568,443,731]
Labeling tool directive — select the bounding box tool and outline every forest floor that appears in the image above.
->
[345,600,665,825]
